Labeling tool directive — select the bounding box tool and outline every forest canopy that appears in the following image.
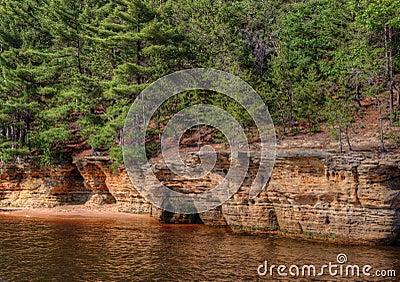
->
[0,0,399,165]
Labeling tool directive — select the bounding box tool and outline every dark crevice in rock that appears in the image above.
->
[74,162,116,205]
[351,166,361,206]
[50,168,88,204]
[325,216,330,224]
[151,206,204,224]
[296,222,303,234]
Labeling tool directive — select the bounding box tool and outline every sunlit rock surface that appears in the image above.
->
[0,148,399,244]
[0,164,87,207]
[74,157,151,214]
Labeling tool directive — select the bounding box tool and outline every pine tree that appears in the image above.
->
[0,0,52,164]
[269,0,351,131]
[353,0,400,123]
[81,0,187,162]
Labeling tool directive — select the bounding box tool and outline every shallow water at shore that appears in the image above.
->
[0,213,398,281]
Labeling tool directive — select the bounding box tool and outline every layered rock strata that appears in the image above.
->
[244,150,399,244]
[74,157,151,213]
[0,164,87,207]
[0,150,399,244]
[145,149,400,243]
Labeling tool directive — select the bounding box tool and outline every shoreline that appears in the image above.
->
[0,204,152,220]
[1,205,398,246]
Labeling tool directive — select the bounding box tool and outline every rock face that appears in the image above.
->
[148,149,400,244]
[268,151,399,243]
[74,157,151,214]
[0,164,88,207]
[0,150,399,244]
[262,151,399,243]
[0,157,151,213]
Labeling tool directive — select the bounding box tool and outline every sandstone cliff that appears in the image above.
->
[0,164,86,207]
[73,157,151,213]
[0,157,151,213]
[223,150,400,244]
[0,149,399,244]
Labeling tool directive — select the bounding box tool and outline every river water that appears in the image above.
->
[0,214,398,281]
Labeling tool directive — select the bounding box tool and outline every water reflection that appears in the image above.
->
[0,215,398,281]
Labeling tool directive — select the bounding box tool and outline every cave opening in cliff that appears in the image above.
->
[158,210,204,224]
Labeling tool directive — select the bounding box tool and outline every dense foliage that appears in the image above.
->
[0,0,399,165]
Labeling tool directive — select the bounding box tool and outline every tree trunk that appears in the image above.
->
[378,99,386,152]
[396,85,399,108]
[280,109,286,135]
[24,114,30,144]
[389,82,394,123]
[337,113,343,153]
[385,27,395,124]
[355,80,362,107]
[10,125,15,149]
[118,129,123,147]
[345,126,352,151]
[384,26,389,79]
[197,125,201,150]
[289,90,294,131]
[338,126,343,153]
[136,14,142,84]
[77,39,83,75]
[74,11,83,76]
[354,70,362,107]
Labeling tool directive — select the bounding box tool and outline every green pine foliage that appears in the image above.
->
[0,0,399,166]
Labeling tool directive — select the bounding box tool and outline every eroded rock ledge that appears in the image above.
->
[222,150,400,244]
[0,149,399,244]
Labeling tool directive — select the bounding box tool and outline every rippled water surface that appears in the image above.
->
[0,214,398,281]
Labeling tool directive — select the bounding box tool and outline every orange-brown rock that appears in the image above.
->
[225,150,399,244]
[0,164,87,207]
[74,156,151,213]
[0,149,399,244]
[146,149,400,244]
